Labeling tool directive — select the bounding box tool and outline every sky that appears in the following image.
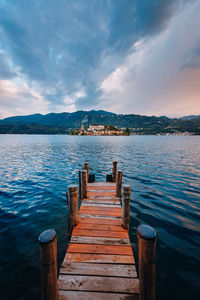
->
[0,0,200,118]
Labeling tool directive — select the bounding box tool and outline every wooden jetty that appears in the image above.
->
[39,162,157,300]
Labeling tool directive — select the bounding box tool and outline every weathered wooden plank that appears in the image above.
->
[79,211,121,217]
[88,189,115,192]
[79,207,122,217]
[72,229,128,239]
[58,274,139,293]
[88,196,119,200]
[74,223,126,232]
[82,203,121,208]
[82,200,120,205]
[79,214,121,220]
[67,243,133,255]
[84,197,120,202]
[87,191,116,197]
[77,217,122,225]
[59,290,139,299]
[87,190,115,194]
[65,253,134,263]
[60,262,137,277]
[88,182,116,187]
[70,236,131,246]
[79,210,121,217]
[87,186,116,191]
[79,206,122,211]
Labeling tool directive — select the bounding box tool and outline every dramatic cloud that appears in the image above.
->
[0,0,199,118]
[181,40,200,70]
[99,0,200,117]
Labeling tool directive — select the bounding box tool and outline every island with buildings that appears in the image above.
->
[71,124,130,136]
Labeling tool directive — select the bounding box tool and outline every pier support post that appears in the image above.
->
[67,184,79,237]
[116,171,122,198]
[122,184,131,230]
[39,229,58,300]
[79,170,82,198]
[80,170,87,200]
[112,161,118,182]
[84,162,89,182]
[137,224,156,300]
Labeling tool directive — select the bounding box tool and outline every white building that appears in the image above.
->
[89,125,105,131]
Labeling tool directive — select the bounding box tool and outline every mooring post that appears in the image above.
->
[79,170,82,198]
[84,162,89,182]
[116,171,122,198]
[39,229,58,300]
[137,224,156,300]
[67,184,79,237]
[80,170,87,200]
[112,161,118,182]
[122,184,131,230]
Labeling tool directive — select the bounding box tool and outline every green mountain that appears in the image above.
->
[0,110,200,134]
[0,110,115,126]
[180,115,200,120]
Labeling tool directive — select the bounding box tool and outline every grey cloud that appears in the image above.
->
[0,16,46,80]
[106,0,189,53]
[180,39,200,69]
[0,52,16,79]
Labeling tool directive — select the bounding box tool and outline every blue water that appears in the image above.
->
[0,135,199,299]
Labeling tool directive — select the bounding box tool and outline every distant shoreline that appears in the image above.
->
[0,133,199,136]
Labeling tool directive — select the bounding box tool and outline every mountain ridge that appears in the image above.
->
[180,115,200,120]
[0,110,200,134]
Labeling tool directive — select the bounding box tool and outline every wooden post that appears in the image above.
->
[112,161,118,182]
[67,184,79,237]
[39,229,58,300]
[84,162,89,182]
[80,170,87,200]
[122,184,131,230]
[79,170,82,199]
[137,224,156,300]
[116,171,122,198]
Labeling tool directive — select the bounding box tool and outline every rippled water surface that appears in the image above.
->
[0,135,199,299]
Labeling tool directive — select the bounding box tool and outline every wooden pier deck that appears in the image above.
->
[58,182,139,299]
[39,162,156,300]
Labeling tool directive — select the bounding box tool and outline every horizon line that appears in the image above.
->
[1,110,200,120]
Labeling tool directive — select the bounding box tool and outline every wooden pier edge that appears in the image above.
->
[39,161,157,300]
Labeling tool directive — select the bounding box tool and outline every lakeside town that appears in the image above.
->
[69,123,195,136]
[70,124,130,136]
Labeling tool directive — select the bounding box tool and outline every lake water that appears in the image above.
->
[0,135,199,299]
